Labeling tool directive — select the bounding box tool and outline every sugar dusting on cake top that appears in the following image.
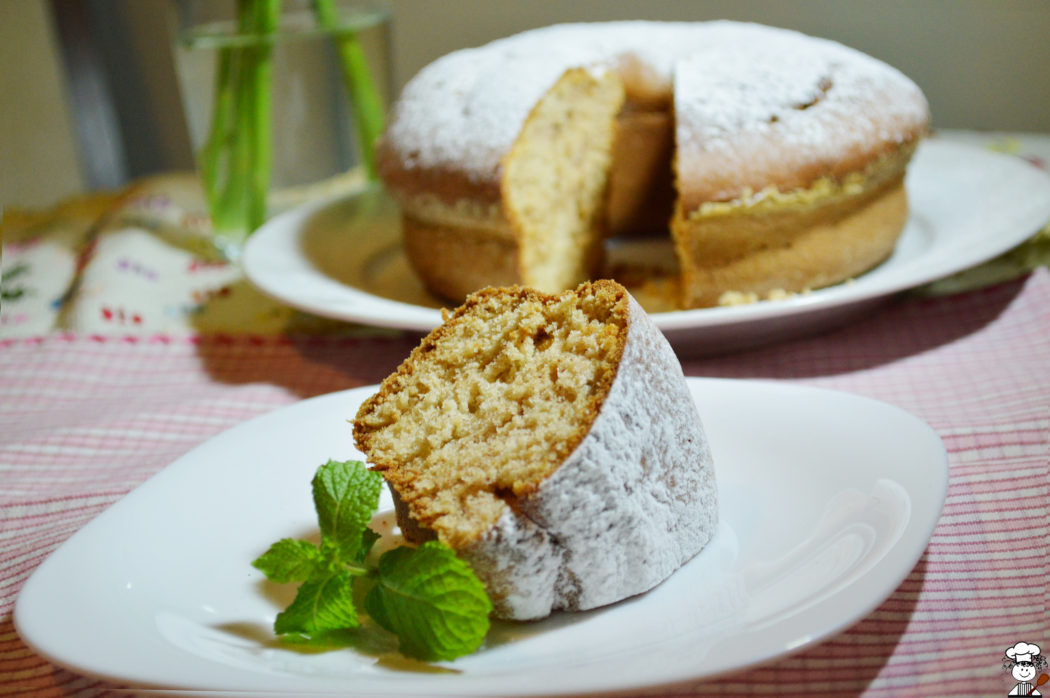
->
[381,21,929,190]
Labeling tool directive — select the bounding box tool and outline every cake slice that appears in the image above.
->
[353,280,717,620]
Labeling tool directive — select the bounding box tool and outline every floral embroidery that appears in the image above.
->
[1,262,32,302]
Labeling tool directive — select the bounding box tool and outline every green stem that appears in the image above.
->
[198,0,278,241]
[198,7,246,232]
[345,560,371,577]
[221,0,254,230]
[312,0,385,180]
[199,36,235,219]
[244,0,279,232]
[202,0,254,235]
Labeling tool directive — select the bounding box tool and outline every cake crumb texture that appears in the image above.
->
[354,281,628,549]
[505,67,624,293]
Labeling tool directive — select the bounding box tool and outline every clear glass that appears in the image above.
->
[172,0,391,260]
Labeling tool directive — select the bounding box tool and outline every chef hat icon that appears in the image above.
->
[1006,642,1042,663]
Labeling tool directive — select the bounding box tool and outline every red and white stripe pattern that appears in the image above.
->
[682,270,1050,696]
[2,270,1049,696]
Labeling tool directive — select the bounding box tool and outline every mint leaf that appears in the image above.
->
[357,527,381,563]
[274,569,360,635]
[365,541,492,662]
[313,460,382,562]
[253,538,323,583]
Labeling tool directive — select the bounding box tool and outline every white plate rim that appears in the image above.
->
[13,378,948,696]
[242,139,1050,335]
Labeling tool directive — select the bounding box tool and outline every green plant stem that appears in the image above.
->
[244,0,279,232]
[312,0,385,180]
[199,19,238,230]
[198,0,278,241]
[218,0,260,233]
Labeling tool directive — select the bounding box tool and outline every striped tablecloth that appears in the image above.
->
[3,270,1048,696]
[3,132,1050,696]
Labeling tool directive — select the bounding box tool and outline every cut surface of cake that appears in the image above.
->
[353,280,717,620]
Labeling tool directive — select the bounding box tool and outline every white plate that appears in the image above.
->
[243,139,1050,353]
[15,379,947,696]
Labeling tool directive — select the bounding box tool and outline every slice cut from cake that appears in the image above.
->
[353,280,717,620]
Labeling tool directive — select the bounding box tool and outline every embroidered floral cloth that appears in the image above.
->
[2,131,1049,696]
[1,175,355,337]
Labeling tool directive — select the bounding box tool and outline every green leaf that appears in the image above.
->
[274,569,359,635]
[365,541,492,662]
[312,460,382,562]
[252,538,323,583]
[357,527,382,563]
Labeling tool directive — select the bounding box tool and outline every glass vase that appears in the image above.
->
[172,0,391,260]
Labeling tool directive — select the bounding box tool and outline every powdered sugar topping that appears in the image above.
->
[382,21,928,184]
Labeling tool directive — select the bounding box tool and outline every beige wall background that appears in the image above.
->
[3,0,1049,208]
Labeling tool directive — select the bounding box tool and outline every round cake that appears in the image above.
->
[376,21,929,308]
[353,280,717,620]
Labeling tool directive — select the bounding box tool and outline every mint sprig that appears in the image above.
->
[252,459,492,662]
